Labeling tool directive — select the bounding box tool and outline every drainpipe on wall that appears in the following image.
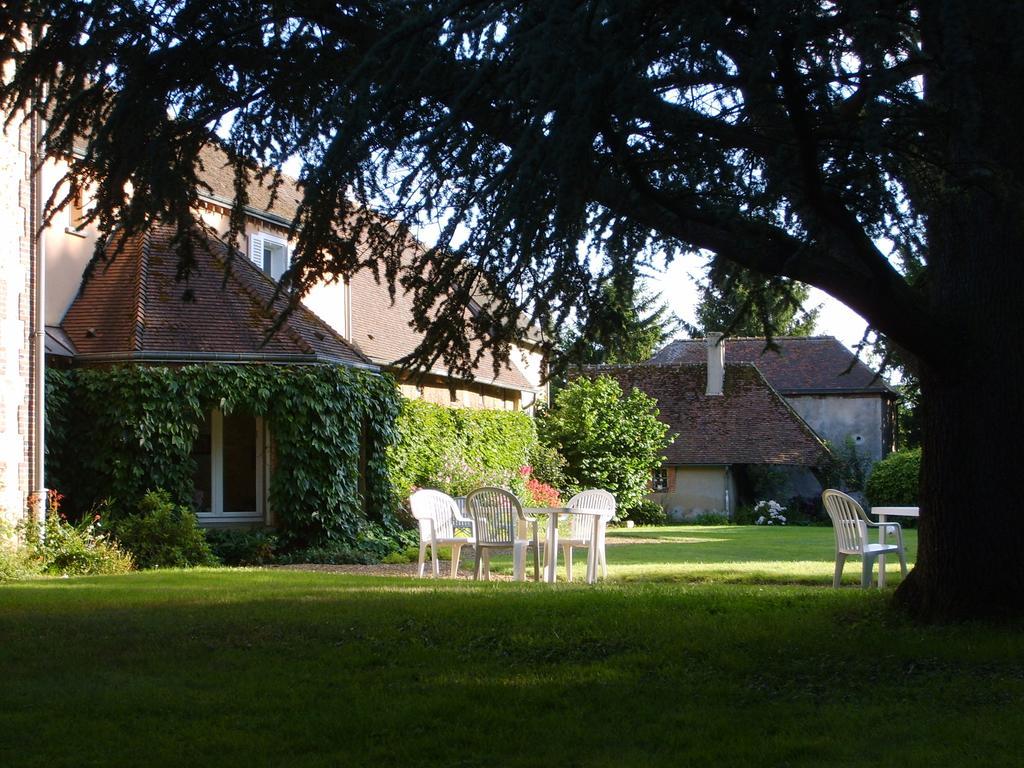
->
[705,332,724,395]
[29,92,46,536]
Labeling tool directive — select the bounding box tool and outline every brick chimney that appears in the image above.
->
[706,333,724,395]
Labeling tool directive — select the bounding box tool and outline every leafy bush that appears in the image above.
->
[527,441,568,492]
[691,512,730,526]
[110,490,217,569]
[866,448,921,506]
[538,375,672,516]
[275,542,379,565]
[624,499,668,526]
[205,529,279,566]
[732,504,756,525]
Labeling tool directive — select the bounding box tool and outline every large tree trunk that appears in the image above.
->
[895,1,1024,619]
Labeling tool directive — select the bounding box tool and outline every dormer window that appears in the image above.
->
[249,232,289,281]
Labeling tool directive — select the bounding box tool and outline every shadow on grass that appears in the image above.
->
[1,569,1020,767]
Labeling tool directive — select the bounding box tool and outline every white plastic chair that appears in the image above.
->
[409,489,476,578]
[561,489,616,582]
[821,489,907,588]
[465,486,540,581]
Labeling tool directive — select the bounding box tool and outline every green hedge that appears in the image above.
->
[865,448,921,507]
[46,364,402,546]
[387,399,537,501]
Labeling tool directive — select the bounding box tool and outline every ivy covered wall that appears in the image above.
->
[46,364,403,545]
[387,398,537,500]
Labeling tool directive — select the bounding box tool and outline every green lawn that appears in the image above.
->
[2,526,1021,768]
[604,524,918,584]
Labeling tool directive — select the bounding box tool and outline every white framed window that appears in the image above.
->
[249,231,290,281]
[192,410,267,526]
[652,467,669,492]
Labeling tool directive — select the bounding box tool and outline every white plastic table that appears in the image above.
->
[871,506,919,587]
[524,507,605,584]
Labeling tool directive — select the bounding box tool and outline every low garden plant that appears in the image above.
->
[624,499,668,526]
[2,490,135,579]
[109,490,217,569]
[204,528,279,566]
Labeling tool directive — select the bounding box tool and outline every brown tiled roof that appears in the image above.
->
[61,224,372,367]
[648,336,894,395]
[194,143,536,391]
[584,363,829,467]
[196,144,301,223]
[348,266,535,391]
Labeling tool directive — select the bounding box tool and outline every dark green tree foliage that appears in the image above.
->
[689,266,820,338]
[538,376,671,515]
[5,2,1023,617]
[558,276,682,366]
[46,365,402,546]
[866,448,922,507]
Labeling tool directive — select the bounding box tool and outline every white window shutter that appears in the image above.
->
[248,233,265,268]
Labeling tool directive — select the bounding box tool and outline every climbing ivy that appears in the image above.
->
[46,364,402,546]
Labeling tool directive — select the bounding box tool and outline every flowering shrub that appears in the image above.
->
[22,490,134,576]
[521,466,562,507]
[754,499,788,526]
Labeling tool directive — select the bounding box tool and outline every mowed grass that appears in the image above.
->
[2,527,1022,768]
[604,524,919,584]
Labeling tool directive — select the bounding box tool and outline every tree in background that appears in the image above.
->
[4,2,1023,618]
[688,266,820,339]
[556,275,682,367]
[537,376,671,517]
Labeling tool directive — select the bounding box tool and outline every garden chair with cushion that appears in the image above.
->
[821,489,908,588]
[561,489,617,582]
[409,489,476,578]
[466,486,541,581]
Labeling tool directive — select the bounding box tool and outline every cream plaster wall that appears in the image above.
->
[649,466,735,521]
[42,157,99,324]
[786,394,887,462]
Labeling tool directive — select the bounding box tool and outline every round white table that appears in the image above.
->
[524,507,606,584]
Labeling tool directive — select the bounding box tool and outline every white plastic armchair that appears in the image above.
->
[822,489,908,588]
[465,486,541,581]
[409,489,476,578]
[562,489,617,582]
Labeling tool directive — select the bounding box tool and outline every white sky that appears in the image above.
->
[656,251,870,351]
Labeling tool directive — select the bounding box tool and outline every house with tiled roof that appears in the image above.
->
[589,338,830,519]
[29,142,542,527]
[193,144,545,410]
[60,224,372,369]
[649,336,897,463]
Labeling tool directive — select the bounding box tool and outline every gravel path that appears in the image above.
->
[272,537,655,579]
